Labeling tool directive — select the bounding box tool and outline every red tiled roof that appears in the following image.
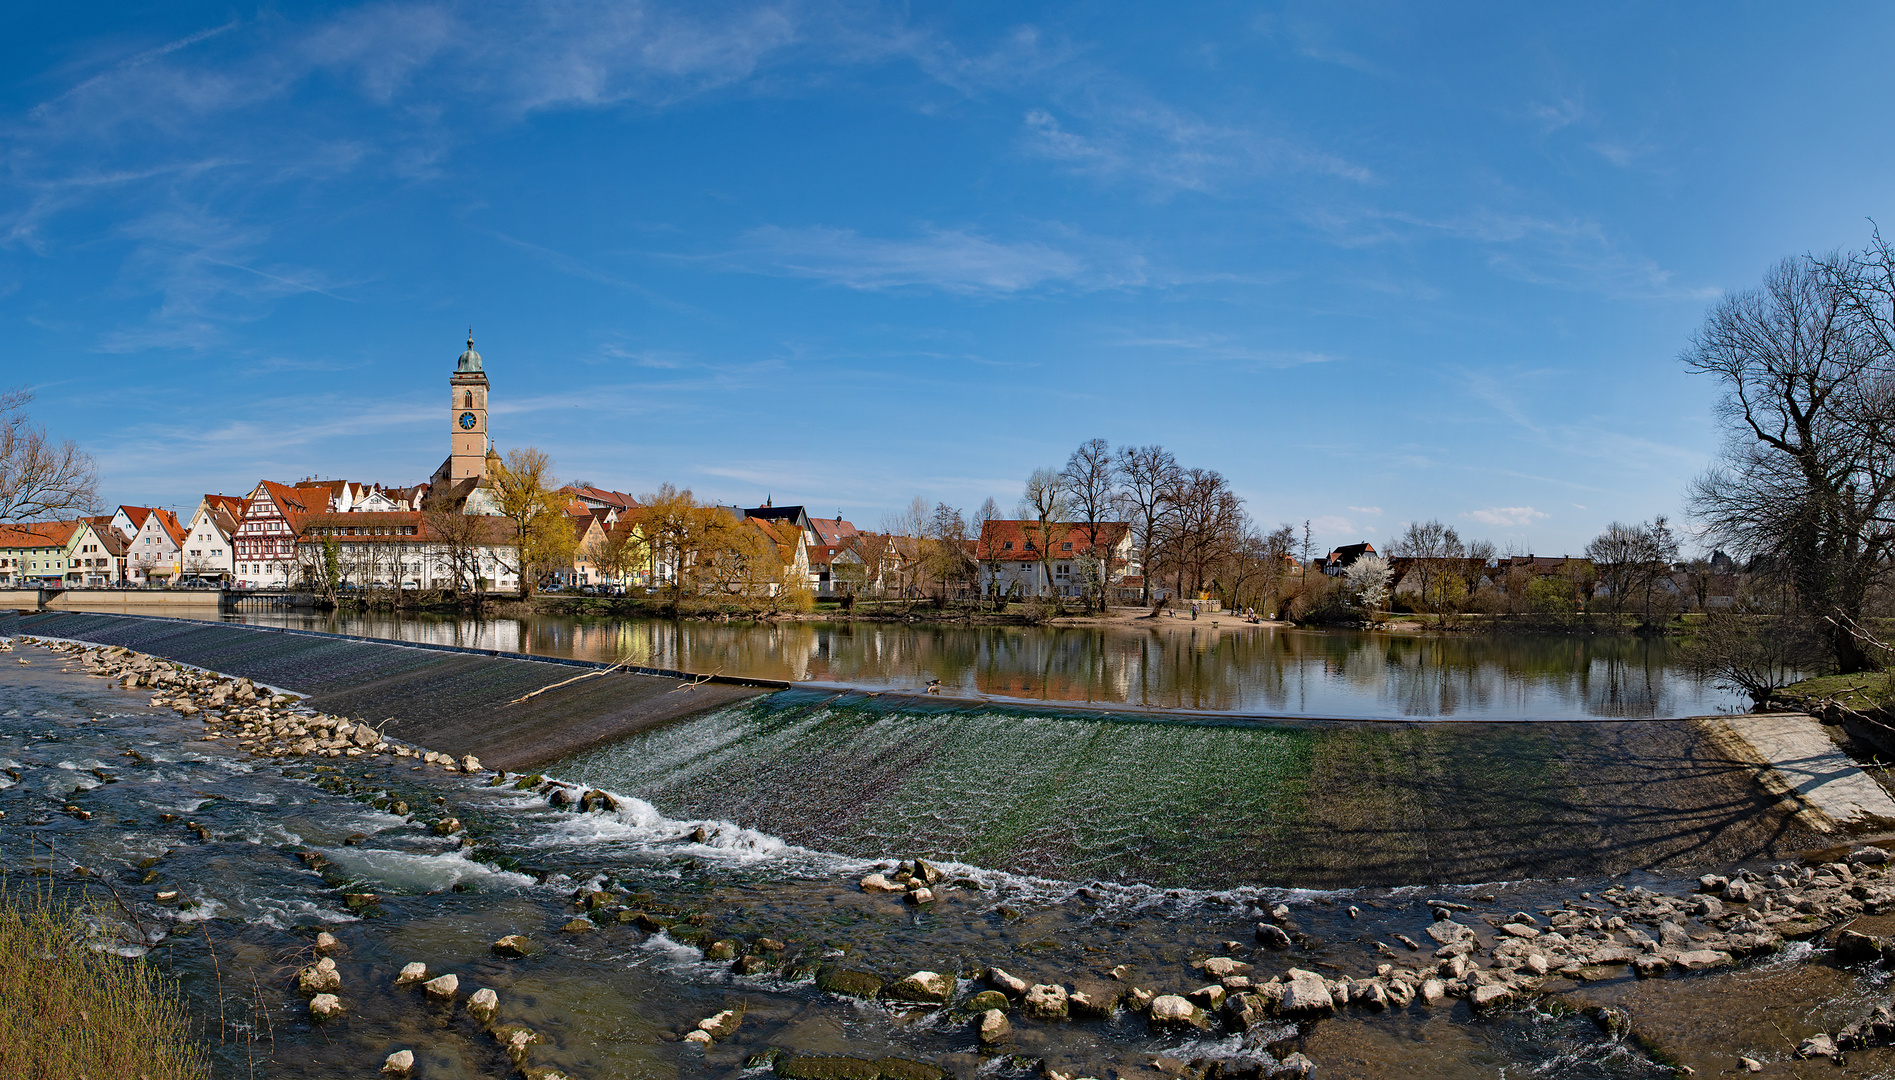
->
[809,517,857,545]
[975,520,1130,560]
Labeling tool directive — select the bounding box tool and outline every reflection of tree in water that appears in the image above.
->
[287,610,1728,718]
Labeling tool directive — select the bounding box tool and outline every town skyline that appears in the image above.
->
[11,4,1895,555]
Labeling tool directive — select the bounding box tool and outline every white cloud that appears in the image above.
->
[1310,514,1357,537]
[1023,103,1372,195]
[1466,506,1550,527]
[1348,505,1381,515]
[719,225,1140,296]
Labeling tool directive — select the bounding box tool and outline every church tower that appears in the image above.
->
[448,335,490,481]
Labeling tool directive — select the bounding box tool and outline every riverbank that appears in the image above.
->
[12,633,1895,1077]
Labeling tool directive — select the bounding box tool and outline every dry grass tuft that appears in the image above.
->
[0,885,208,1080]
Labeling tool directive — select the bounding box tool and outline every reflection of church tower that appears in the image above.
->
[448,336,490,481]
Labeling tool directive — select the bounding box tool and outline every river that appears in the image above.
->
[217,609,1743,719]
[1,614,1875,1079]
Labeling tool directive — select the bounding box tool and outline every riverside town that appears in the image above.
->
[15,8,1895,1080]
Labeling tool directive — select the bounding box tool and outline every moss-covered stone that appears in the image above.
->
[776,1056,882,1080]
[963,990,1010,1013]
[875,1059,945,1080]
[816,967,884,999]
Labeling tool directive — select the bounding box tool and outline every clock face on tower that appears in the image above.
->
[459,411,478,430]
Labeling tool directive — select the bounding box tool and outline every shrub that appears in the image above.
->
[0,886,207,1080]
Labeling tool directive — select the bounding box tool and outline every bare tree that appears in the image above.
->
[1684,251,1895,672]
[423,506,490,593]
[1060,439,1116,611]
[1166,468,1243,600]
[1020,468,1068,600]
[925,502,975,601]
[1585,517,1680,625]
[1113,445,1180,606]
[1391,519,1465,617]
[0,388,101,522]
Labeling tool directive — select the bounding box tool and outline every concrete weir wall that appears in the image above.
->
[14,611,775,771]
[13,610,1895,886]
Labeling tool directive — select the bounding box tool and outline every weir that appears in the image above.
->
[14,610,1888,889]
[15,610,777,770]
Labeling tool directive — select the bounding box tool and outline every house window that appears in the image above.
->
[1002,541,1013,550]
[1063,542,1073,551]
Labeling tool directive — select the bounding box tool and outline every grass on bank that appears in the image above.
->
[0,885,208,1080]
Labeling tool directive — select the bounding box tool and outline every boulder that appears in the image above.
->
[1418,978,1446,1005]
[1797,1032,1840,1060]
[1147,994,1209,1031]
[467,987,499,1024]
[965,990,1010,1013]
[977,1008,1011,1044]
[1425,920,1474,946]
[905,887,935,905]
[395,962,428,985]
[1273,1053,1316,1078]
[297,957,341,994]
[308,993,343,1020]
[1024,983,1069,1020]
[860,873,903,893]
[1255,923,1293,949]
[382,1049,415,1075]
[1202,956,1253,978]
[912,859,946,885]
[1278,970,1334,1015]
[1186,984,1226,1009]
[886,971,954,1004]
[1850,847,1892,865]
[1470,984,1512,1010]
[1835,929,1883,962]
[313,931,339,953]
[461,755,481,773]
[698,1008,743,1037]
[492,935,535,958]
[423,973,459,999]
[682,1030,713,1046]
[1658,921,1692,949]
[985,967,1029,996]
[1672,949,1731,971]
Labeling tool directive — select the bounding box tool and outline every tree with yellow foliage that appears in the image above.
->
[489,447,575,597]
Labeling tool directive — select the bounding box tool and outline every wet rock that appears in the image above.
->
[1835,929,1882,962]
[297,956,341,994]
[1254,923,1292,950]
[1850,847,1891,866]
[1278,970,1334,1015]
[561,918,593,933]
[422,973,459,999]
[1658,921,1692,949]
[704,939,740,960]
[1738,1057,1763,1072]
[1147,994,1209,1031]
[1024,983,1069,1020]
[1470,984,1512,1010]
[682,1029,713,1046]
[965,990,1010,1013]
[1796,1032,1840,1060]
[912,859,946,885]
[735,956,771,975]
[1632,955,1669,979]
[308,993,342,1020]
[905,887,935,905]
[1426,920,1474,946]
[1349,979,1389,1010]
[985,967,1029,997]
[1202,956,1253,978]
[1384,980,1415,1007]
[1418,978,1446,1005]
[492,934,535,958]
[460,755,481,773]
[312,931,339,953]
[395,962,427,985]
[1273,1052,1316,1078]
[886,971,953,1004]
[432,817,462,836]
[1186,984,1227,1009]
[775,1054,884,1080]
[860,873,903,893]
[816,968,884,999]
[467,987,499,1024]
[381,1049,414,1075]
[977,1008,1011,1044]
[1224,992,1268,1030]
[698,1007,743,1037]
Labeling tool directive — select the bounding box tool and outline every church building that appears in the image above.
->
[429,336,501,512]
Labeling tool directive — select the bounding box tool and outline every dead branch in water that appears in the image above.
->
[501,652,639,707]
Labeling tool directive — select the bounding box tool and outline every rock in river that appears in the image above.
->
[886,971,953,1004]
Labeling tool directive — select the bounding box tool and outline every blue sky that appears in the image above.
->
[6,2,1894,557]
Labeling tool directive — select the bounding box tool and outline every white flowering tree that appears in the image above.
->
[1346,555,1391,613]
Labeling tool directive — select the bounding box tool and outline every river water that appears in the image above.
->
[218,610,1743,719]
[1,616,1877,1078]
